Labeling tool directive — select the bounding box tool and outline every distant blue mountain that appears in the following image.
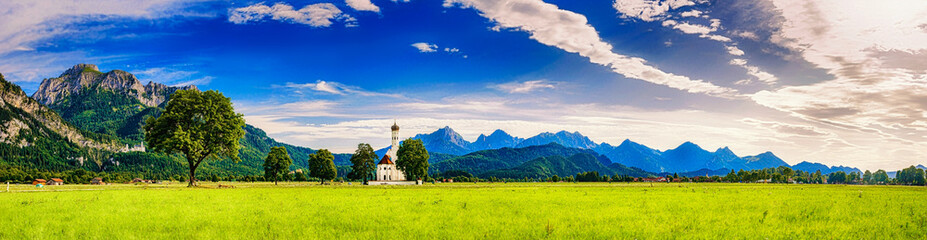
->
[379,126,859,174]
[659,142,717,172]
[515,131,598,149]
[470,129,523,151]
[742,152,790,171]
[411,126,472,155]
[791,161,861,174]
[599,139,665,172]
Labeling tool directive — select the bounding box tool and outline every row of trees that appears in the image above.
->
[262,140,432,185]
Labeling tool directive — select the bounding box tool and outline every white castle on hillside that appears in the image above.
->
[376,121,406,181]
[123,142,146,152]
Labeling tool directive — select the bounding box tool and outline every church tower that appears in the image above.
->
[389,120,400,161]
[376,120,406,182]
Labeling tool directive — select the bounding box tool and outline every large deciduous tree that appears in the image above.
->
[309,149,337,184]
[144,89,245,187]
[397,138,429,181]
[349,143,377,184]
[263,146,292,185]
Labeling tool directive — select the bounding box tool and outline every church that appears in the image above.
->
[376,121,407,181]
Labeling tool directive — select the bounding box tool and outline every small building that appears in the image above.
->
[91,178,105,185]
[640,177,666,182]
[367,121,417,185]
[48,178,64,185]
[131,178,152,183]
[32,179,47,185]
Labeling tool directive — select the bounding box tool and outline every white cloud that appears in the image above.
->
[0,0,201,57]
[411,42,438,52]
[732,30,759,40]
[444,0,738,98]
[346,0,381,12]
[282,80,406,98]
[726,46,744,56]
[661,20,731,42]
[752,0,927,142]
[740,118,832,137]
[285,80,345,95]
[679,10,702,18]
[612,0,705,22]
[228,2,357,27]
[670,21,712,35]
[729,59,778,85]
[656,11,775,85]
[490,80,557,93]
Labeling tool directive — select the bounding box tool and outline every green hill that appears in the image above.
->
[481,153,652,179]
[2,65,351,181]
[431,143,613,175]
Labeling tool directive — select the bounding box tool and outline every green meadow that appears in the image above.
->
[1,182,925,239]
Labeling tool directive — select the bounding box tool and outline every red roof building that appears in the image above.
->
[378,155,394,165]
[48,178,64,185]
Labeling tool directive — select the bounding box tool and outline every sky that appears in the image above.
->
[1,0,926,171]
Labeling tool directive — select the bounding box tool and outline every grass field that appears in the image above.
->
[1,182,925,239]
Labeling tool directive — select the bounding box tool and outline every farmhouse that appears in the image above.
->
[638,177,666,182]
[32,179,46,185]
[131,178,155,184]
[91,178,105,185]
[48,178,64,185]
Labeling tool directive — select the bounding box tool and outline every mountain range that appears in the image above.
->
[0,64,872,179]
[401,126,862,174]
[1,64,349,177]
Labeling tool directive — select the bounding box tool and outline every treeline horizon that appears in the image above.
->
[3,162,926,186]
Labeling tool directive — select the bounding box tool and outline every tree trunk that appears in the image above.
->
[188,166,197,187]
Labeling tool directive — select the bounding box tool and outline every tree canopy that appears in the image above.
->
[349,143,377,184]
[397,138,429,181]
[309,149,337,183]
[144,89,245,186]
[263,146,292,185]
[896,166,926,185]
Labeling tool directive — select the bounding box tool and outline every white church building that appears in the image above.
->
[372,121,412,184]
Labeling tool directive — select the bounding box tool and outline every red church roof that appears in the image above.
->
[378,155,394,165]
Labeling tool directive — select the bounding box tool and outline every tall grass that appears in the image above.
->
[0,182,924,239]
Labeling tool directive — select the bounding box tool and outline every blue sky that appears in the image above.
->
[2,0,927,171]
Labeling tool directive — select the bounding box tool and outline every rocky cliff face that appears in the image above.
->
[0,72,119,150]
[32,64,196,107]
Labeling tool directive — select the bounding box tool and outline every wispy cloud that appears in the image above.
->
[490,80,557,93]
[133,67,213,87]
[626,1,778,85]
[444,0,739,98]
[411,42,438,52]
[751,0,927,148]
[281,80,406,98]
[0,0,201,56]
[228,2,357,27]
[411,42,467,57]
